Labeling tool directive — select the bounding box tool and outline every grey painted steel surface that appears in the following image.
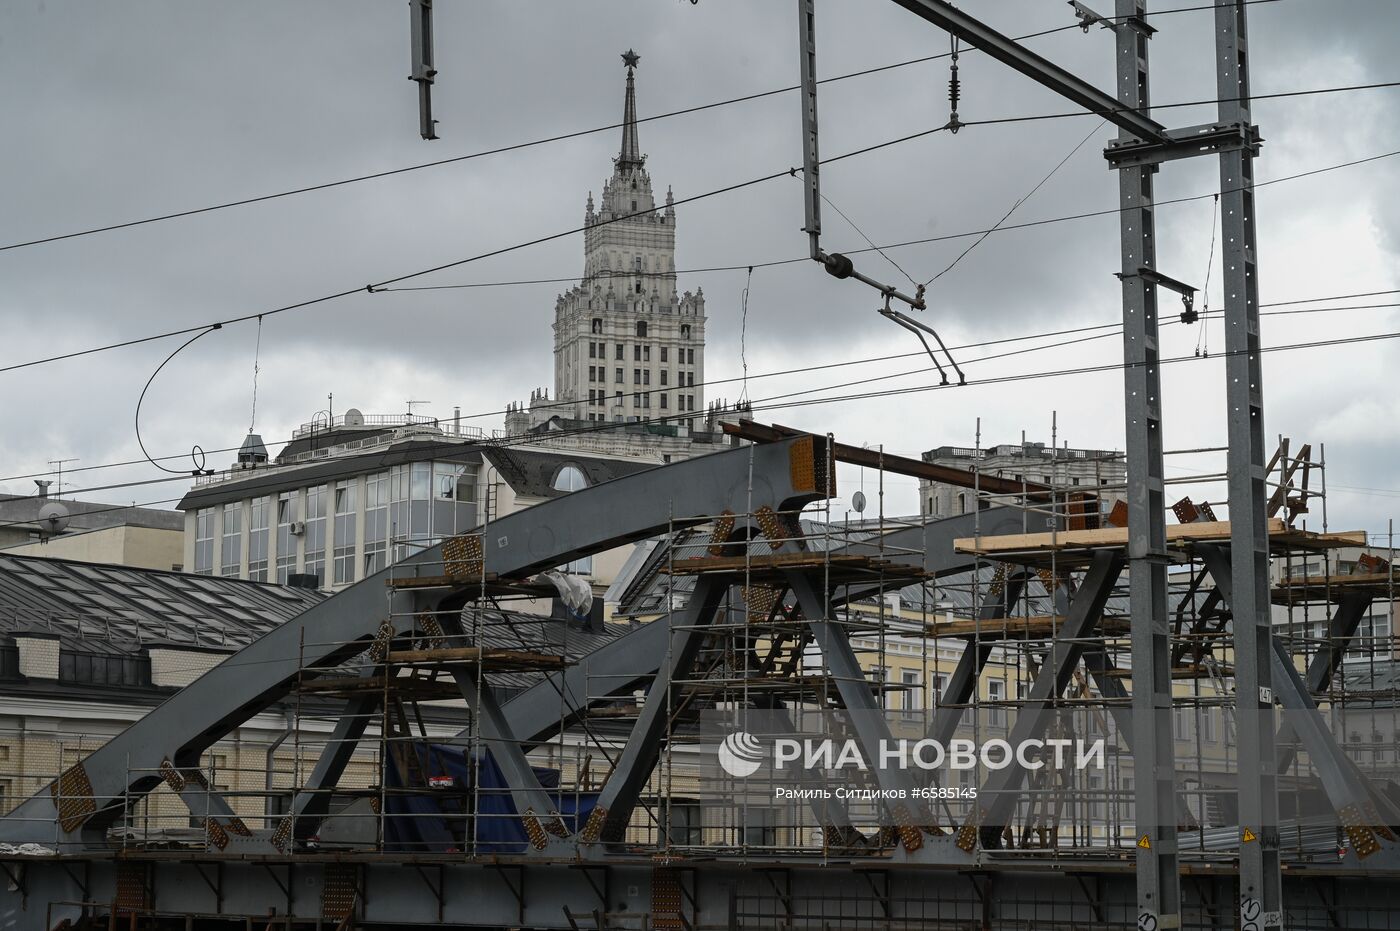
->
[976,551,1124,845]
[785,570,937,829]
[1276,590,1373,774]
[1114,3,1182,923]
[797,0,821,259]
[585,576,725,842]
[887,0,1169,144]
[11,855,1400,931]
[0,438,826,848]
[434,610,571,848]
[1215,2,1283,925]
[1195,544,1393,853]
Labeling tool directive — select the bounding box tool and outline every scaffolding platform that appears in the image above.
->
[296,674,465,700]
[1272,571,1399,603]
[895,614,1132,641]
[954,518,1365,566]
[660,551,928,584]
[384,646,570,671]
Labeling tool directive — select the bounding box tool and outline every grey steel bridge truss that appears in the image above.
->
[2,433,1399,930]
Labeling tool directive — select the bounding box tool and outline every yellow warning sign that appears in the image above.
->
[1137,834,1151,849]
[1242,827,1258,843]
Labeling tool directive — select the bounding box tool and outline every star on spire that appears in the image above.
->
[622,49,640,70]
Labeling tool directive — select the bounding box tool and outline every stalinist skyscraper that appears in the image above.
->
[512,50,707,446]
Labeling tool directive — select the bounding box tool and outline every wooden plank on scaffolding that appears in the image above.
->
[954,519,1365,557]
[384,646,570,670]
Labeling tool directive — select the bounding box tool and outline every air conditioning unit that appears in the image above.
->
[289,521,306,535]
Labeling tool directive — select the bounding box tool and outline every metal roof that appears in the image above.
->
[0,553,324,656]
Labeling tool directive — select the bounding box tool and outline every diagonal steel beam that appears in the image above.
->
[785,570,937,847]
[583,577,726,844]
[436,611,571,850]
[973,551,1124,847]
[885,0,1169,143]
[926,571,1030,750]
[1276,590,1372,775]
[1197,543,1391,855]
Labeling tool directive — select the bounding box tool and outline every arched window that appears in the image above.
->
[636,321,648,338]
[552,465,588,493]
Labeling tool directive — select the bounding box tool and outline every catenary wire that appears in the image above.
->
[0,0,1289,255]
[17,321,1400,508]
[4,289,1396,487]
[4,137,1397,382]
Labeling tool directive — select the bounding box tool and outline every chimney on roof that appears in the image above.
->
[34,480,52,499]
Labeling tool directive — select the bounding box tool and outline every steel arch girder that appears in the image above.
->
[496,507,1038,751]
[0,437,832,847]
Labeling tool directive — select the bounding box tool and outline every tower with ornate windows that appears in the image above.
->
[542,49,707,434]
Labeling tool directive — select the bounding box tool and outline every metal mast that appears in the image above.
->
[1216,1,1282,926]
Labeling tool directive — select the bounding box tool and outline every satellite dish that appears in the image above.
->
[37,501,70,538]
[851,490,867,514]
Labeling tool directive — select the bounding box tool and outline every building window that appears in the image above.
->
[660,395,668,410]
[588,365,595,381]
[552,466,591,573]
[220,503,242,577]
[615,367,623,383]
[643,345,651,362]
[304,484,327,585]
[661,347,668,363]
[901,670,922,715]
[636,321,647,338]
[276,492,299,584]
[665,802,702,847]
[687,348,695,364]
[333,480,357,585]
[660,370,668,386]
[588,343,596,359]
[194,508,214,575]
[987,679,1005,728]
[433,462,479,539]
[633,393,641,407]
[634,368,641,385]
[248,496,270,582]
[1173,705,1191,741]
[616,343,624,360]
[365,471,389,575]
[686,372,694,387]
[643,370,650,386]
[614,392,622,407]
[633,344,641,362]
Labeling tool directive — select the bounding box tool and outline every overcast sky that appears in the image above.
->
[2,1,1398,535]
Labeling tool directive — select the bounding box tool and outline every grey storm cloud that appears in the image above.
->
[1,1,1398,528]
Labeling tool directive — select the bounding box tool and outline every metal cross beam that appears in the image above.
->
[885,0,1169,143]
[973,551,1124,847]
[583,577,727,844]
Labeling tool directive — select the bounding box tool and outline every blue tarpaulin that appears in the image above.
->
[383,743,598,853]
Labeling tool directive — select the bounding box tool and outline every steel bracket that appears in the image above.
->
[1104,121,1260,168]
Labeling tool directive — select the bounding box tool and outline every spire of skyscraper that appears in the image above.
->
[617,49,644,171]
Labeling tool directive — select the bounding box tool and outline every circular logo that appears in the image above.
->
[717,731,765,778]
